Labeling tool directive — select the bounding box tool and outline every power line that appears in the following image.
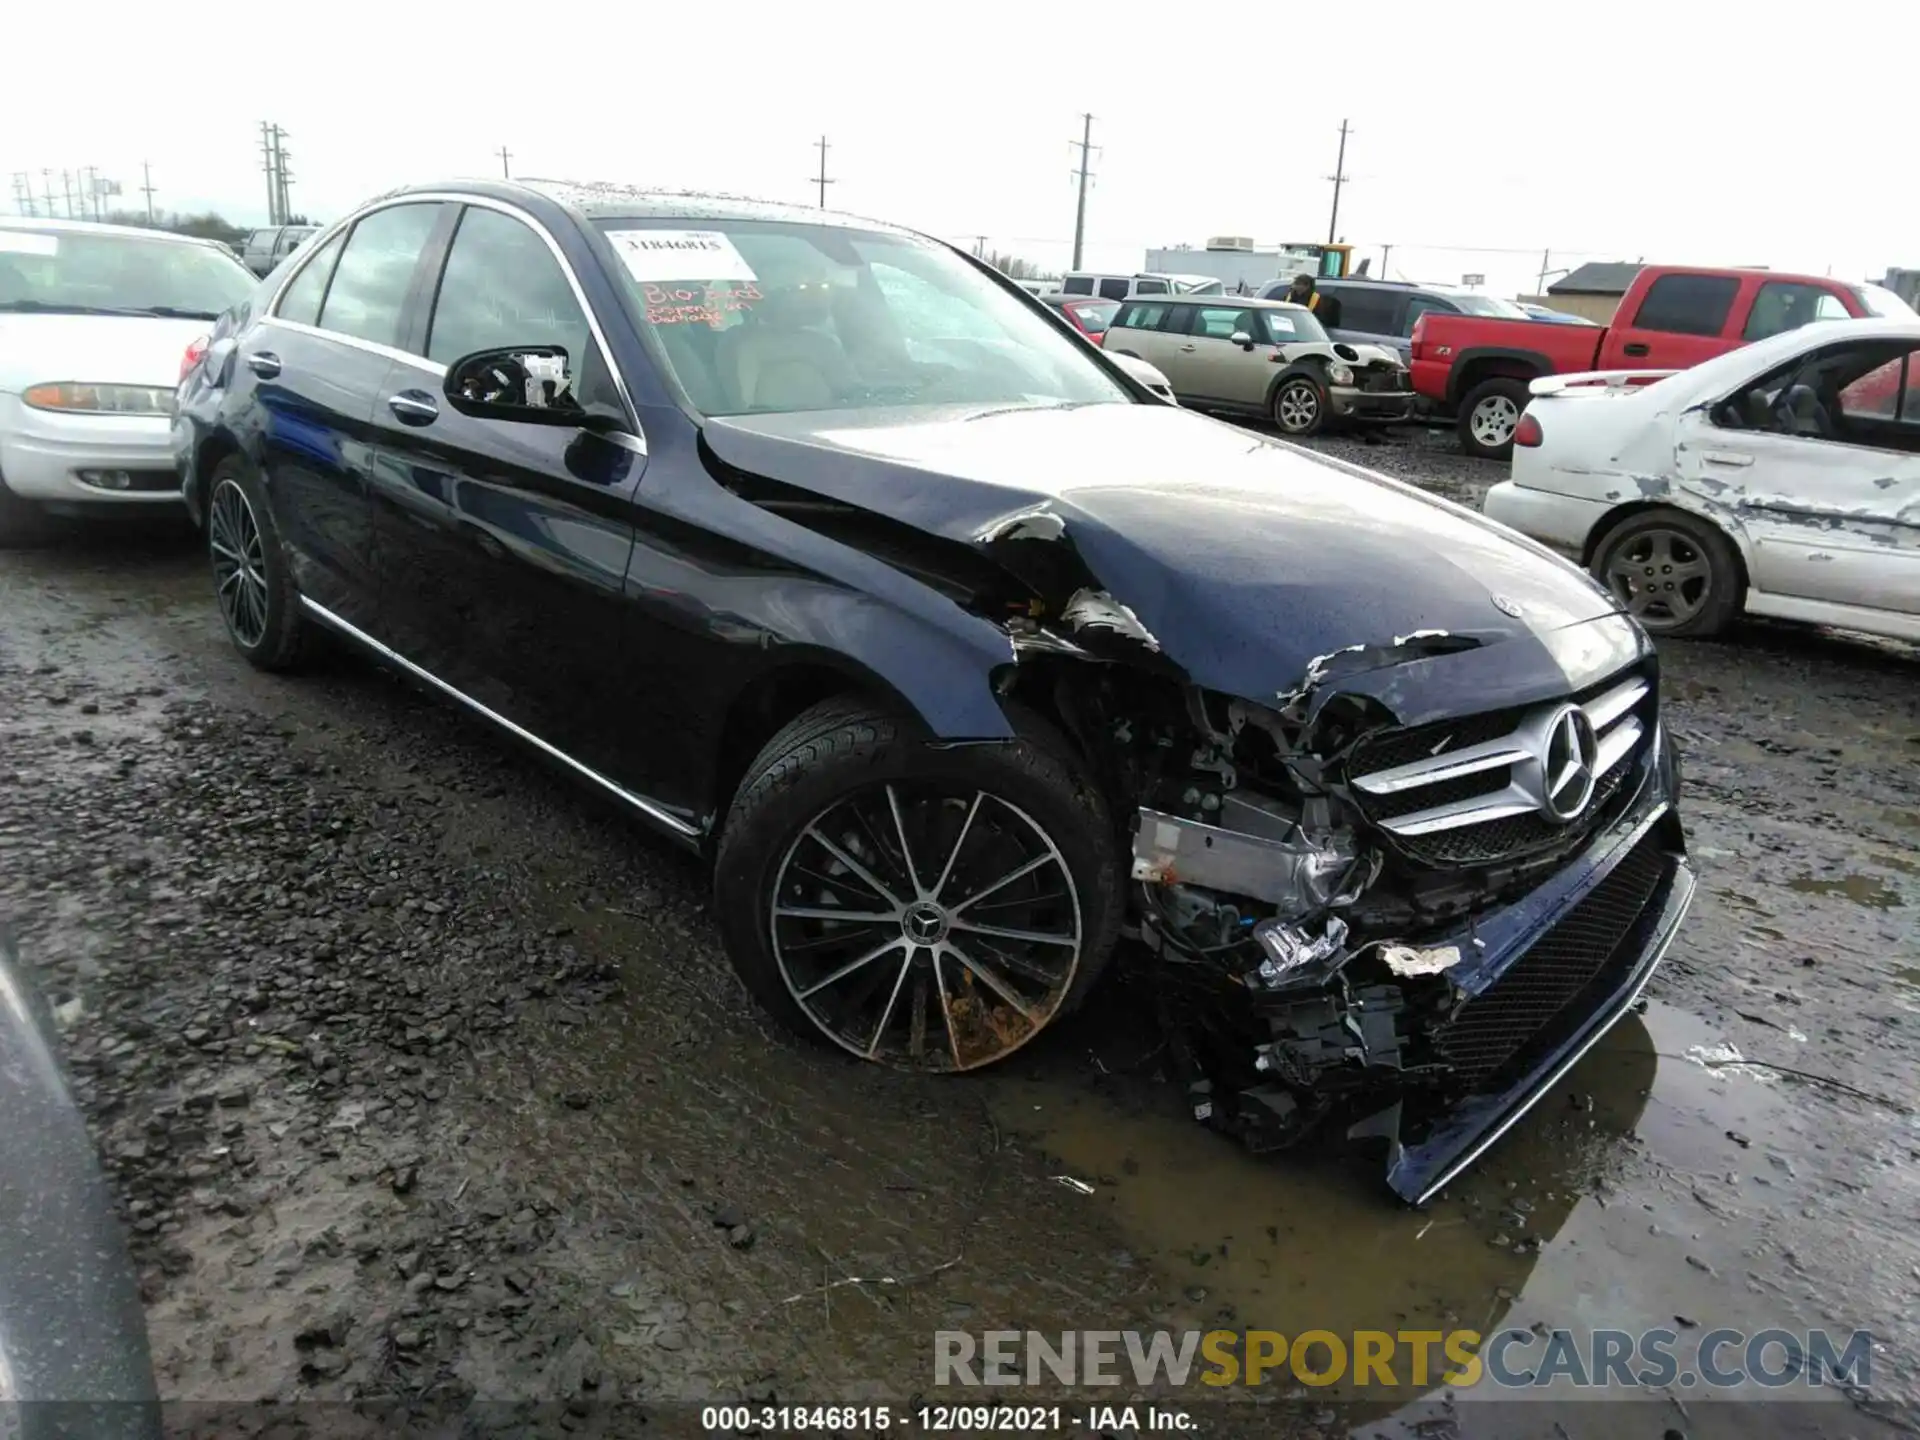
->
[1326,120,1350,245]
[1069,112,1096,270]
[811,135,834,209]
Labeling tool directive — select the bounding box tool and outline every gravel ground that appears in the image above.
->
[2,439,1917,1438]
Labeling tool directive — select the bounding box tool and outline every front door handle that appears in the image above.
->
[1622,342,1651,357]
[1179,343,1198,352]
[245,352,282,378]
[1702,451,1754,468]
[387,391,439,425]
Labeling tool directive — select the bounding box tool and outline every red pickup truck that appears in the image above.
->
[1411,266,1884,459]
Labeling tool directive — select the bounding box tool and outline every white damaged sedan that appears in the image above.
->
[1483,318,1920,642]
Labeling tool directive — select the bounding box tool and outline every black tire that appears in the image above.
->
[0,474,56,548]
[206,456,309,671]
[714,696,1122,1074]
[1456,377,1532,460]
[1271,374,1327,436]
[1590,507,1744,638]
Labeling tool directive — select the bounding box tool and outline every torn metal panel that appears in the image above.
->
[1061,589,1161,651]
[1130,807,1357,909]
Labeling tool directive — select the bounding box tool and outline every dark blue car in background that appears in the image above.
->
[172,180,1693,1201]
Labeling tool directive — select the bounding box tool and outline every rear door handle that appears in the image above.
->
[1622,342,1650,357]
[245,352,282,378]
[387,391,439,425]
[1702,451,1754,468]
[1178,343,1197,352]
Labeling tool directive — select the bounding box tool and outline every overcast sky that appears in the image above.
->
[2,1,1908,299]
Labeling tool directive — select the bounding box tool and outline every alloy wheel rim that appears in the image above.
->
[1604,527,1711,627]
[1278,382,1319,431]
[209,479,271,649]
[768,783,1083,1073]
[1470,394,1520,445]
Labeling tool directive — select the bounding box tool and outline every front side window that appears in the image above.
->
[1327,287,1399,333]
[597,218,1130,416]
[275,231,345,326]
[1061,275,1093,295]
[1631,274,1739,337]
[1449,293,1530,318]
[1191,306,1252,339]
[428,206,591,366]
[316,203,441,349]
[1402,295,1458,333]
[1743,282,1850,341]
[1098,277,1133,299]
[0,226,255,319]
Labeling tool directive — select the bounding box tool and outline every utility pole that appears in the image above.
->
[41,170,55,218]
[10,173,32,217]
[1380,243,1392,278]
[141,161,157,224]
[260,122,279,224]
[498,146,512,178]
[1535,249,1551,295]
[60,170,75,219]
[81,167,97,220]
[275,129,294,225]
[1325,119,1350,246]
[1069,112,1096,270]
[811,135,834,208]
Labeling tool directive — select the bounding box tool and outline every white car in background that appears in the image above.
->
[0,217,257,542]
[1484,318,1920,643]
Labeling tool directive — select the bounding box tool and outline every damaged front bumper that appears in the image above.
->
[1380,800,1694,1204]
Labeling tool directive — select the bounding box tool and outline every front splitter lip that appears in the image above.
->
[1382,839,1696,1206]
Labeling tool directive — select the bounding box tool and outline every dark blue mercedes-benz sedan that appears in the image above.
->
[172,179,1694,1201]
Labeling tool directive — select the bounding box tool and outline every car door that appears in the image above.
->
[1607,272,1742,370]
[1323,284,1406,359]
[366,200,650,787]
[1104,300,1185,374]
[246,202,446,628]
[1175,303,1267,408]
[1673,337,1920,616]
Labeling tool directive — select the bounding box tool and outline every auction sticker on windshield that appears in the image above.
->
[0,231,59,256]
[607,230,757,283]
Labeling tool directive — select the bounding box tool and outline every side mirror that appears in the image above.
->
[443,346,583,426]
[1229,331,1255,350]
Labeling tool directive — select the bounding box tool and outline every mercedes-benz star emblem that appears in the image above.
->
[1491,593,1525,619]
[903,902,948,945]
[1539,704,1600,821]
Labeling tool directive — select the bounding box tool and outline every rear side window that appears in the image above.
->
[1326,286,1398,333]
[1096,277,1131,300]
[1061,275,1093,295]
[1129,278,1168,296]
[1743,281,1852,341]
[1114,302,1175,331]
[316,203,441,349]
[427,206,591,366]
[275,231,345,326]
[1630,274,1739,337]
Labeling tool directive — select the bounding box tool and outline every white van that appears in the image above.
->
[1060,271,1225,301]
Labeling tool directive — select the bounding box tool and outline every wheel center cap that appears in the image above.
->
[902,901,949,945]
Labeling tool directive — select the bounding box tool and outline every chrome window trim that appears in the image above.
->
[262,316,445,376]
[299,597,697,840]
[264,189,644,449]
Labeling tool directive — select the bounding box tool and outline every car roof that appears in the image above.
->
[381,178,920,239]
[0,215,226,251]
[1151,295,1310,312]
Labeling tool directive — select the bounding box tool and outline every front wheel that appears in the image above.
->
[1271,375,1326,435]
[1591,508,1744,638]
[1457,377,1532,460]
[713,698,1121,1073]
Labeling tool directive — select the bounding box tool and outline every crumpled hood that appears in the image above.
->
[0,314,208,394]
[702,402,1624,707]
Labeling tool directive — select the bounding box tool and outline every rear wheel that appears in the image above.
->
[1457,377,1532,460]
[1590,508,1743,637]
[207,457,310,670]
[714,698,1121,1073]
[1271,375,1326,435]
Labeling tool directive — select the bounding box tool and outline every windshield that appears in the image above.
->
[1261,307,1329,345]
[0,226,256,319]
[597,219,1130,416]
[1450,293,1530,318]
[1853,283,1919,320]
[1067,299,1119,334]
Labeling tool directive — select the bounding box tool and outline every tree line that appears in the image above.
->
[95,209,312,247]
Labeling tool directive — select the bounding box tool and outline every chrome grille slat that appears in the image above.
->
[1348,668,1654,857]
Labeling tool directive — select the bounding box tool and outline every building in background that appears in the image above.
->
[1530,262,1645,323]
[1142,237,1354,293]
[1878,268,1920,307]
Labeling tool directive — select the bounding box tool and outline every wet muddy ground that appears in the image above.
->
[2,429,1916,1439]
